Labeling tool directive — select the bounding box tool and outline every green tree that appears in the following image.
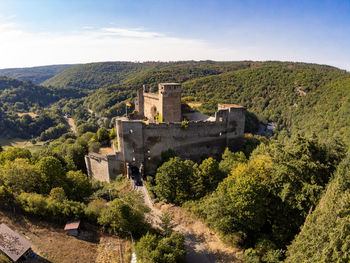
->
[285,156,350,263]
[49,187,67,202]
[0,159,47,194]
[97,198,145,235]
[95,127,110,142]
[85,198,107,222]
[193,157,224,198]
[219,148,247,175]
[37,156,67,190]
[0,147,31,165]
[66,170,92,201]
[135,232,186,263]
[160,212,177,237]
[155,157,195,205]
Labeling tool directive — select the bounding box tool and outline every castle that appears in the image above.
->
[85,83,246,181]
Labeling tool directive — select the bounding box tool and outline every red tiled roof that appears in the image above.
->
[0,223,31,262]
[64,220,81,231]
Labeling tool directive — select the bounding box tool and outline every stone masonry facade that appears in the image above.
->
[85,83,246,181]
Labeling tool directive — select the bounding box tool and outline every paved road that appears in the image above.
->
[136,183,216,263]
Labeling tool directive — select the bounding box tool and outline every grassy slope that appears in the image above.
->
[0,64,75,84]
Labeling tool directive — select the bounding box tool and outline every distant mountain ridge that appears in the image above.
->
[42,60,256,90]
[0,64,76,84]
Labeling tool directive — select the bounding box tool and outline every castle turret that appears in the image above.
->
[159,83,182,122]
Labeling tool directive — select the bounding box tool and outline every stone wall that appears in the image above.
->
[143,93,160,122]
[85,153,124,182]
[116,106,245,175]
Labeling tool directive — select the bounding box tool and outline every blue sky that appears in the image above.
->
[0,0,349,70]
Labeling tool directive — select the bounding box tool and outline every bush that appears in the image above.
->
[135,232,186,263]
[85,198,107,222]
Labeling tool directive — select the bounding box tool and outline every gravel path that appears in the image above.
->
[136,184,216,263]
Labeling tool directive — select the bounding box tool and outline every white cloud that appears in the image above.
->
[0,20,348,71]
[0,22,235,68]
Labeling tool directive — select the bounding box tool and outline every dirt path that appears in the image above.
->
[136,184,217,263]
[64,116,77,134]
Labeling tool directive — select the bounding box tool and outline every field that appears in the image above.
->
[0,210,132,263]
[0,138,45,151]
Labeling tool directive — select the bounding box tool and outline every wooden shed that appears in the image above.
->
[64,220,81,237]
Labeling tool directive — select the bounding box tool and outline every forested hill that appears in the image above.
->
[42,61,256,90]
[181,63,350,144]
[42,61,152,89]
[286,155,350,262]
[82,61,350,146]
[0,76,84,111]
[0,64,75,84]
[83,61,257,115]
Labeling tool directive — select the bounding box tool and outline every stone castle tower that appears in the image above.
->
[135,83,182,122]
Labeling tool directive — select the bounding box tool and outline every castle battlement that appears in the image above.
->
[86,82,246,181]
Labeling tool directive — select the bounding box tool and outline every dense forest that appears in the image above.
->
[0,64,74,84]
[0,60,350,262]
[0,76,85,138]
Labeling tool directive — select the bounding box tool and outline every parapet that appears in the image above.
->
[218,104,246,111]
[159,83,181,94]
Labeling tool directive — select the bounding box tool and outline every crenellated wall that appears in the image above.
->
[85,83,246,181]
[116,106,245,174]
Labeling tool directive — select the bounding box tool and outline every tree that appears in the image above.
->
[286,156,350,263]
[95,127,109,143]
[37,156,66,191]
[85,198,107,222]
[192,157,224,198]
[66,170,92,201]
[155,157,195,205]
[0,159,47,194]
[135,232,186,263]
[219,148,247,175]
[0,147,31,165]
[49,187,67,202]
[97,198,145,235]
[160,212,177,237]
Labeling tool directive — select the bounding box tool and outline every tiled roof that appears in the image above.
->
[0,223,31,262]
[64,220,81,231]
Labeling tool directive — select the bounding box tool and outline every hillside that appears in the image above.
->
[83,61,256,115]
[181,63,350,144]
[43,61,255,91]
[0,76,85,110]
[42,61,153,89]
[0,64,74,84]
[81,61,350,146]
[285,155,350,262]
[0,76,85,139]
[0,76,58,109]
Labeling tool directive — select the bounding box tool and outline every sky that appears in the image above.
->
[0,0,349,70]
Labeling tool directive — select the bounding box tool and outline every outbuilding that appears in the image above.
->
[0,223,32,262]
[64,220,81,237]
